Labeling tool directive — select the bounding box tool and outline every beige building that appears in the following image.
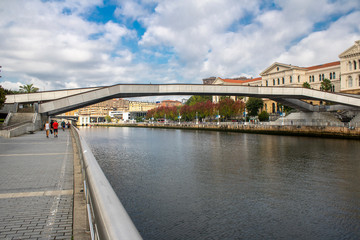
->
[259,61,340,92]
[211,77,262,103]
[339,40,360,94]
[158,100,182,107]
[129,101,157,112]
[62,98,129,117]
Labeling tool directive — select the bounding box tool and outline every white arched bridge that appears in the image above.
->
[4,84,360,115]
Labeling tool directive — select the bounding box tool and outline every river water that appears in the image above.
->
[80,126,360,240]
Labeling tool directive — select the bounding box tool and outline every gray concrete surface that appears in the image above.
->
[38,84,360,115]
[0,129,74,239]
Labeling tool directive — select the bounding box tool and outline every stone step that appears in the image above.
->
[7,113,34,125]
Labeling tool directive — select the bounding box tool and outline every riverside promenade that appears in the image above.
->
[0,129,75,239]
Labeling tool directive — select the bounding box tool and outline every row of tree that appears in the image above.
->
[146,96,266,121]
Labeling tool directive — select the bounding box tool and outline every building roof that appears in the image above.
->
[305,61,340,71]
[218,77,262,84]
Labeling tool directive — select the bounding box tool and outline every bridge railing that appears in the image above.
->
[71,126,142,240]
[99,121,355,129]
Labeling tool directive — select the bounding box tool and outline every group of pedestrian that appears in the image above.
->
[44,120,71,138]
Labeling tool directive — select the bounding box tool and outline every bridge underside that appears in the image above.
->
[3,84,360,115]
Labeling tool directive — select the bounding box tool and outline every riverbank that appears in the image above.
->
[90,122,360,139]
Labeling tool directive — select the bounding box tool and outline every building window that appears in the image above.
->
[332,85,335,92]
[266,80,268,86]
[348,76,353,88]
[282,77,284,84]
[330,72,332,80]
[272,103,276,113]
[349,61,352,71]
[273,79,275,85]
[290,76,292,83]
[312,76,314,82]
[333,72,336,79]
[277,67,279,71]
[309,76,311,82]
[322,74,324,80]
[319,74,321,81]
[278,78,280,85]
[298,75,300,82]
[354,60,357,70]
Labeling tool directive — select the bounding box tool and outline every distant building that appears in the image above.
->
[211,77,262,103]
[202,77,217,85]
[62,98,129,117]
[129,101,157,112]
[109,111,129,120]
[158,100,182,107]
[339,40,360,94]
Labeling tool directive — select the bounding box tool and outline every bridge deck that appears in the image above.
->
[3,84,360,115]
[0,130,74,239]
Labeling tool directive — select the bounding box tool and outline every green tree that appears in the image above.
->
[320,78,332,92]
[246,97,263,117]
[186,95,212,106]
[105,115,112,122]
[19,84,39,93]
[217,98,245,120]
[258,111,269,121]
[278,103,293,114]
[0,85,6,109]
[302,82,311,89]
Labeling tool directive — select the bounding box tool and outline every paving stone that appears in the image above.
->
[0,131,74,239]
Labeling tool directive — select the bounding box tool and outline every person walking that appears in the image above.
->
[50,120,54,135]
[44,121,50,138]
[53,120,59,138]
[61,121,66,131]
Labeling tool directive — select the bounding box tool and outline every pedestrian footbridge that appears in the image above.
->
[3,84,360,115]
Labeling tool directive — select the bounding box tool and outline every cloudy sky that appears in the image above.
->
[0,0,360,93]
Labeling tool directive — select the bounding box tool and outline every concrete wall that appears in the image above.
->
[94,122,360,139]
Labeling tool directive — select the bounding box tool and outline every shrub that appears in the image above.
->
[258,111,269,122]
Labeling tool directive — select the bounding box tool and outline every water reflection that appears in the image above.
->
[80,127,360,240]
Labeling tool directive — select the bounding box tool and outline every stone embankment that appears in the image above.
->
[92,123,360,139]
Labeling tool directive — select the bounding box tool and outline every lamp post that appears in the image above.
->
[196,112,198,125]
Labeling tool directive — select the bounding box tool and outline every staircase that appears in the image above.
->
[7,113,34,125]
[349,112,360,127]
[0,113,43,137]
[272,112,342,126]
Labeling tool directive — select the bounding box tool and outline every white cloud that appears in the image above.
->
[139,0,360,79]
[277,11,360,66]
[0,81,23,91]
[0,0,139,91]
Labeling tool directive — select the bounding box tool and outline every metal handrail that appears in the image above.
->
[72,126,142,240]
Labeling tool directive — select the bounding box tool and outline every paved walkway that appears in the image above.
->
[0,129,74,239]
